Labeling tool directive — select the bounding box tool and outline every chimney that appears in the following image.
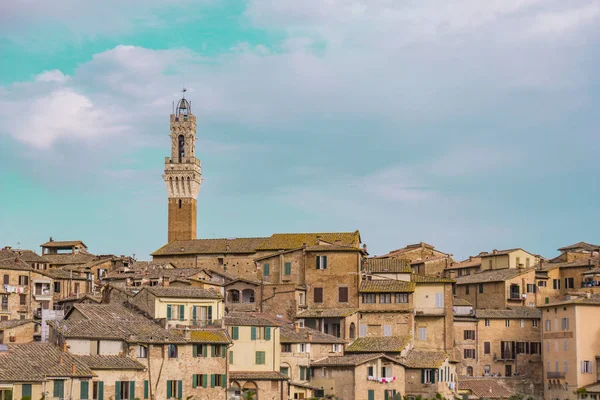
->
[50,237,54,242]
[72,364,76,374]
[363,244,368,253]
[307,332,313,341]
[294,322,300,332]
[315,236,321,245]
[59,355,63,365]
[163,276,170,286]
[469,256,472,262]
[538,259,544,270]
[448,270,457,279]
[226,244,230,252]
[493,249,498,255]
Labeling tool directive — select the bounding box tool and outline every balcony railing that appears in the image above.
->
[191,319,222,328]
[509,293,521,300]
[547,372,565,379]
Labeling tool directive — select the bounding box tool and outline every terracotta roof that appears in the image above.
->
[454,267,535,285]
[479,248,535,258]
[411,255,449,265]
[67,304,149,322]
[365,258,411,273]
[280,325,345,344]
[538,294,600,307]
[40,240,87,248]
[305,244,362,252]
[0,250,34,271]
[105,265,200,281]
[0,343,94,382]
[55,294,102,304]
[400,350,448,369]
[380,242,448,258]
[446,257,482,270]
[187,329,230,343]
[346,336,411,353]
[558,242,600,252]
[296,308,357,318]
[50,319,186,343]
[312,353,400,367]
[229,371,288,381]
[543,257,599,271]
[224,311,284,327]
[39,268,89,280]
[0,319,36,331]
[11,249,48,263]
[359,280,415,293]
[43,253,98,266]
[290,381,320,390]
[74,355,145,370]
[453,298,473,307]
[458,379,514,398]
[257,231,361,251]
[152,237,267,256]
[143,286,223,299]
[411,274,455,283]
[580,382,600,393]
[475,307,541,319]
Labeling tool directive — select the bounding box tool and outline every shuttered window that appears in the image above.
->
[338,287,348,303]
[255,351,266,365]
[284,262,292,275]
[314,288,323,303]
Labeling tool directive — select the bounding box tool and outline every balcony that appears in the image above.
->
[414,307,445,316]
[33,284,52,301]
[547,372,565,379]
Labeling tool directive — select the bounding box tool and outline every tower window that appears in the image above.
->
[178,135,185,162]
[179,199,182,208]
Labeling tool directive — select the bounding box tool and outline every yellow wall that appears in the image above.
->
[228,325,281,372]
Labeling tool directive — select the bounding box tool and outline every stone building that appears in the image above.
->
[0,319,39,344]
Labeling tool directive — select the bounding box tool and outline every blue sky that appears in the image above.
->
[1,0,599,260]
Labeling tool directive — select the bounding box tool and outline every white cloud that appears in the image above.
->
[35,70,69,83]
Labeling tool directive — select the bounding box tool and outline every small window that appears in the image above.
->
[532,320,538,328]
[485,319,490,327]
[19,294,27,305]
[263,263,270,277]
[463,330,475,340]
[505,319,510,327]
[168,344,178,358]
[465,285,470,295]
[255,351,266,365]
[282,344,292,353]
[561,318,569,330]
[136,345,148,358]
[380,293,391,304]
[338,287,348,303]
[18,276,29,286]
[395,293,408,303]
[484,342,491,354]
[478,283,484,293]
[313,288,323,303]
[316,256,327,270]
[362,293,376,304]
[284,262,292,276]
[418,327,427,341]
[464,348,475,359]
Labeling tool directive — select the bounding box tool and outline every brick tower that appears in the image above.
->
[163,91,202,242]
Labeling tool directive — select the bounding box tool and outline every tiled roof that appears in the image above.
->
[67,304,149,322]
[0,250,34,271]
[257,231,360,251]
[312,353,399,367]
[479,248,535,257]
[558,242,600,252]
[453,298,473,307]
[224,311,284,327]
[359,280,415,293]
[411,255,449,265]
[50,319,186,343]
[40,240,87,248]
[475,307,541,319]
[296,308,357,318]
[152,237,267,256]
[446,257,482,270]
[0,319,36,331]
[105,265,199,281]
[411,274,455,283]
[43,253,99,266]
[454,267,535,285]
[290,381,320,390]
[305,244,362,252]
[543,258,599,271]
[346,336,411,353]
[365,258,411,273]
[143,286,222,299]
[0,343,94,382]
[400,350,448,369]
[11,249,48,263]
[229,371,288,381]
[55,294,102,304]
[39,268,89,280]
[538,294,600,307]
[458,379,514,398]
[280,325,345,344]
[74,355,145,370]
[187,329,231,344]
[580,382,600,393]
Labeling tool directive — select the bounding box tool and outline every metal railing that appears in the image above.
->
[547,372,565,379]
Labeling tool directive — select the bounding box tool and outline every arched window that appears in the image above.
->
[466,366,473,376]
[178,135,185,163]
[349,322,356,339]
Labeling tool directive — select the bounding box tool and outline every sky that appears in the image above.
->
[0,0,599,261]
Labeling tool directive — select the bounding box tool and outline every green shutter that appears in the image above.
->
[265,327,271,341]
[203,374,208,388]
[193,344,198,357]
[300,367,305,380]
[421,370,425,384]
[232,326,239,340]
[166,381,172,399]
[179,305,185,321]
[385,390,389,400]
[98,381,104,400]
[167,305,172,320]
[115,381,121,400]
[208,306,213,321]
[323,256,327,269]
[192,306,197,322]
[80,381,89,399]
[54,380,64,398]
[212,344,216,357]
[192,374,197,389]
[263,263,270,276]
[22,384,32,398]
[432,369,436,383]
[284,262,291,275]
[211,374,216,388]
[368,390,374,400]
[222,345,227,358]
[316,257,320,269]
[229,351,234,364]
[178,380,183,398]
[255,351,260,364]
[130,381,135,400]
[202,344,208,357]
[251,326,257,340]
[221,374,227,388]
[144,380,149,399]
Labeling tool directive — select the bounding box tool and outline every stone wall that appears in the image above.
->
[167,197,197,242]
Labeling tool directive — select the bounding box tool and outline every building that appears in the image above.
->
[163,94,202,243]
[0,319,39,344]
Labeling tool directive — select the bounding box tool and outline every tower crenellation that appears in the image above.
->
[162,93,202,242]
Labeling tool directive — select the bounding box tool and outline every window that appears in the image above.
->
[422,369,435,384]
[2,275,8,285]
[213,344,224,357]
[298,343,307,352]
[178,135,185,162]
[484,342,491,354]
[561,318,569,330]
[381,365,392,378]
[380,293,391,304]
[505,319,510,327]
[533,320,538,328]
[564,340,568,351]
[18,276,28,286]
[316,256,327,270]
[54,282,61,293]
[509,284,520,299]
[565,277,574,289]
[214,375,224,387]
[464,330,475,340]
[530,342,541,354]
[22,384,32,399]
[255,351,266,365]
[80,381,89,400]
[479,283,484,293]
[516,256,521,267]
[280,367,289,376]
[520,319,524,328]
[553,279,560,290]
[362,293,376,304]
[582,361,592,374]
[359,324,367,337]
[313,288,323,303]
[193,344,207,357]
[435,293,444,307]
[136,345,148,358]
[263,263,270,276]
[485,319,490,327]
[383,325,392,337]
[284,262,292,276]
[19,294,26,305]
[545,319,551,331]
[299,366,309,380]
[395,293,408,303]
[564,361,568,374]
[54,380,65,399]
[116,381,132,400]
[465,285,470,295]
[166,380,183,398]
[484,365,491,376]
[338,287,348,303]
[74,282,80,294]
[251,326,270,340]
[331,344,341,353]
[464,349,475,359]
[92,381,103,400]
[192,374,207,389]
[526,284,536,293]
[538,280,547,287]
[166,304,185,321]
[218,257,223,266]
[168,344,178,358]
[282,344,292,353]
[418,327,427,341]
[516,342,526,354]
[298,293,304,306]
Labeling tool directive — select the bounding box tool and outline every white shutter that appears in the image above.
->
[306,343,311,353]
[359,324,367,337]
[384,325,392,337]
[435,293,444,307]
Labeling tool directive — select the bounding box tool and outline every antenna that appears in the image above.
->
[182,86,187,98]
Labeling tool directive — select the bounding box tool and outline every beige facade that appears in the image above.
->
[480,249,539,271]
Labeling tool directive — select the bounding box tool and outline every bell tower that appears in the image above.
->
[163,90,202,242]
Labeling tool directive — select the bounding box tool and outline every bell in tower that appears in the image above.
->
[162,89,202,243]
